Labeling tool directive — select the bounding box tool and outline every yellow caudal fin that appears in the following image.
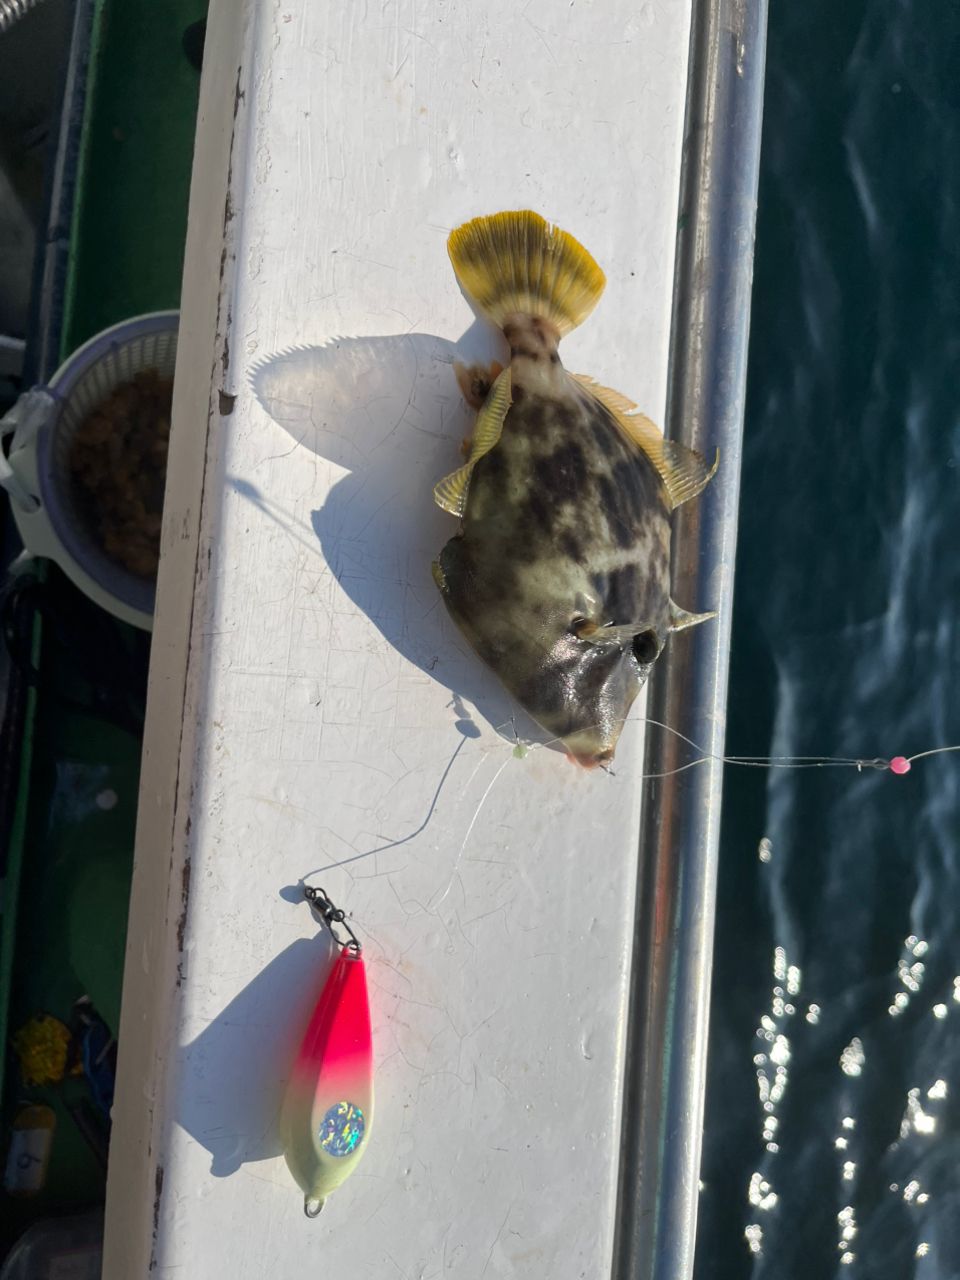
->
[447,211,606,337]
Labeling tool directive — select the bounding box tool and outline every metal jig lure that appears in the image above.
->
[280,885,373,1217]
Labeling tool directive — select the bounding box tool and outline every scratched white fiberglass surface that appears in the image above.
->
[154,1,691,1275]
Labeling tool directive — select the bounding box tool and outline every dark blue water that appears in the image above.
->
[695,6,960,1278]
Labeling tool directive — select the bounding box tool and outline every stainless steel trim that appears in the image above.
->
[30,0,96,384]
[612,2,769,1277]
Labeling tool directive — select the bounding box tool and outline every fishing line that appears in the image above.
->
[509,712,959,780]
[295,710,957,883]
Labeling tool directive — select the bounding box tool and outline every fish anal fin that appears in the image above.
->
[433,367,512,516]
[571,373,719,510]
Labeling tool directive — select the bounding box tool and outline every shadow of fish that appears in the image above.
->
[432,210,717,768]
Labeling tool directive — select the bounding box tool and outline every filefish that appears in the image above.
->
[432,210,717,767]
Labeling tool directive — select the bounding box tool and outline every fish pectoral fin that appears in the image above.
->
[571,373,719,510]
[669,599,717,632]
[454,359,505,410]
[433,367,512,516]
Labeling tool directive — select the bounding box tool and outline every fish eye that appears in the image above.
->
[632,629,661,665]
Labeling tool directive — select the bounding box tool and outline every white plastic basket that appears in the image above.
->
[0,310,179,631]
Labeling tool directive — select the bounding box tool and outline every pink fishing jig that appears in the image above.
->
[280,886,373,1217]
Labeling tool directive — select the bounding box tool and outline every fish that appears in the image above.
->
[431,210,717,767]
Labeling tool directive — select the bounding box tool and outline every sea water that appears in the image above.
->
[694,5,960,1278]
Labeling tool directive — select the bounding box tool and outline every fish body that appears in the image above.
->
[433,212,716,766]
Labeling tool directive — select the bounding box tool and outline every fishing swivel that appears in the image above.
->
[304,884,362,954]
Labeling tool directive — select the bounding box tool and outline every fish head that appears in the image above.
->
[436,536,670,768]
[512,611,666,768]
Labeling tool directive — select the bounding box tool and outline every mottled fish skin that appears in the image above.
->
[436,316,671,764]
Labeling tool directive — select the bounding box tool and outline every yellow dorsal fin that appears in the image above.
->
[448,211,605,337]
[571,374,719,510]
[433,367,513,517]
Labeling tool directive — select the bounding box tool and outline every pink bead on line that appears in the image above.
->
[889,756,911,775]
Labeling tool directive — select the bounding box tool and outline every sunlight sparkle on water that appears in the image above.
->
[898,958,925,993]
[902,1087,937,1137]
[838,1206,857,1243]
[837,1205,858,1266]
[748,1172,778,1211]
[928,1079,948,1100]
[840,1038,865,1077]
[745,1224,763,1255]
[770,1034,791,1066]
[756,1060,788,1109]
[889,990,910,1016]
[751,945,802,1177]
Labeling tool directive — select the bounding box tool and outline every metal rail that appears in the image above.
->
[613,2,770,1277]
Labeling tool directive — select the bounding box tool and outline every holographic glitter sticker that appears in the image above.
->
[318,1102,365,1158]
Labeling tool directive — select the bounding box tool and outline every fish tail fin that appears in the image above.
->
[447,210,606,338]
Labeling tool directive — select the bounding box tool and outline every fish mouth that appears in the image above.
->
[561,724,621,770]
[565,747,616,771]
